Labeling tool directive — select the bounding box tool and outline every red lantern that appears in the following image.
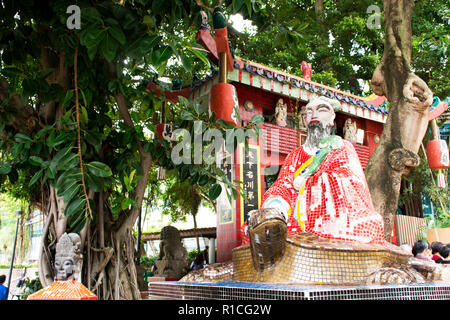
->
[209,82,239,126]
[426,139,449,170]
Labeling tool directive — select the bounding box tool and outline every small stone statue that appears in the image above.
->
[343,118,357,143]
[298,108,307,131]
[274,98,287,127]
[154,226,189,279]
[54,233,82,281]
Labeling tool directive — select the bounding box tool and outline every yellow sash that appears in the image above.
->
[293,156,314,230]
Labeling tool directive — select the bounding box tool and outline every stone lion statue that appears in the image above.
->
[154,226,189,279]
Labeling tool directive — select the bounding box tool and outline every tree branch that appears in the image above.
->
[107,62,152,239]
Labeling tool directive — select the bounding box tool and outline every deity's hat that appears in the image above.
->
[306,97,341,112]
[27,280,97,300]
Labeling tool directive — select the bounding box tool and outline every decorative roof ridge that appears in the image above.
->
[233,56,389,114]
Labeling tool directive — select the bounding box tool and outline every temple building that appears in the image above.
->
[144,18,449,261]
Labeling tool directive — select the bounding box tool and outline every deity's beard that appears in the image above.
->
[303,122,332,154]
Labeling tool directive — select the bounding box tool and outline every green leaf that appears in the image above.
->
[64,198,85,217]
[152,45,173,67]
[100,33,119,62]
[87,45,97,60]
[45,166,56,180]
[86,173,102,192]
[208,183,222,201]
[81,27,106,48]
[29,156,44,166]
[181,110,194,121]
[129,35,161,58]
[85,131,104,153]
[187,45,210,68]
[22,78,38,98]
[14,133,32,143]
[198,174,209,186]
[62,90,74,108]
[87,161,112,177]
[47,132,70,149]
[251,114,265,125]
[121,198,132,210]
[108,25,126,45]
[0,163,12,175]
[68,211,87,233]
[233,0,244,12]
[193,102,206,116]
[62,183,81,203]
[56,170,81,192]
[179,51,192,72]
[29,168,44,186]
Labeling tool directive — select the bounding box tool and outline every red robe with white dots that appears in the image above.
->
[241,140,385,245]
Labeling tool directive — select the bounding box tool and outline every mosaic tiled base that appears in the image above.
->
[27,280,97,300]
[233,232,411,285]
[148,281,450,300]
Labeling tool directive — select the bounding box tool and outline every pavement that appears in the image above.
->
[0,267,39,300]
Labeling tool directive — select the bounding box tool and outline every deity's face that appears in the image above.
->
[304,102,335,128]
[54,257,75,281]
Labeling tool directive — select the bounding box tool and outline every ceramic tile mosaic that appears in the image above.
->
[233,232,410,285]
[148,281,450,300]
[241,141,385,245]
[27,280,97,300]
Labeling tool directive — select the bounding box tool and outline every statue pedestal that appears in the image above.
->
[148,280,450,300]
[147,276,180,282]
[154,259,189,280]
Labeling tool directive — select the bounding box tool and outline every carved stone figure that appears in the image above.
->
[54,233,82,281]
[274,98,287,127]
[298,108,307,131]
[154,226,189,279]
[343,118,357,143]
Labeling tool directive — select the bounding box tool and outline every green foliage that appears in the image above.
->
[231,0,448,98]
[0,0,257,237]
[187,248,202,266]
[139,254,158,268]
[20,272,43,300]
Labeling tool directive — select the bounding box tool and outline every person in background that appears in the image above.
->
[190,253,205,270]
[435,245,450,264]
[0,275,8,300]
[430,241,444,262]
[202,246,209,265]
[412,240,432,261]
[190,246,210,270]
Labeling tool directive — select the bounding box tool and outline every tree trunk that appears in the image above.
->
[366,0,433,240]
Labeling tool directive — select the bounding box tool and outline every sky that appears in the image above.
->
[142,204,217,232]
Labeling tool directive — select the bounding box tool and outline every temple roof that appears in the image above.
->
[147,56,389,123]
[232,57,388,114]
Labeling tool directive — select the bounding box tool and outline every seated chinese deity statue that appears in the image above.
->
[231,97,449,285]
